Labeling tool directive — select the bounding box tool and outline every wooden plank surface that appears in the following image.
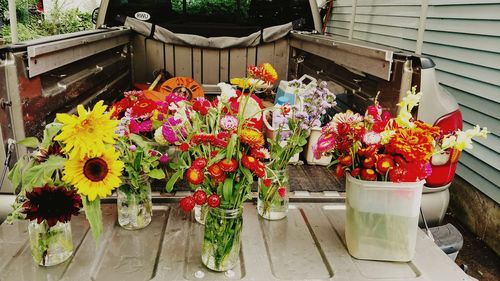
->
[202,49,220,84]
[164,44,175,76]
[145,39,165,81]
[0,203,471,281]
[132,34,147,83]
[229,48,247,79]
[219,49,230,82]
[192,48,202,82]
[174,46,193,77]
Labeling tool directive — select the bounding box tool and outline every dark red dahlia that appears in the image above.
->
[35,143,64,163]
[22,184,82,227]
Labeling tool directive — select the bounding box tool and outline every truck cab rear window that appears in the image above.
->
[105,0,313,37]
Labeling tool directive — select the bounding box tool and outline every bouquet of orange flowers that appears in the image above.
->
[314,87,441,182]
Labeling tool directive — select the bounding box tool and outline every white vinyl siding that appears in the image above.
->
[326,0,500,203]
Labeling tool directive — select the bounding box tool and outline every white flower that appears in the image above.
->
[217,82,237,103]
[363,131,381,145]
[154,127,169,145]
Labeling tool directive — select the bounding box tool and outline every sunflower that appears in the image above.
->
[240,128,264,147]
[22,184,82,227]
[63,149,124,201]
[55,101,119,159]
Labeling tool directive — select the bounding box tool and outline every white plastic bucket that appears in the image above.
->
[304,127,332,166]
[345,174,424,262]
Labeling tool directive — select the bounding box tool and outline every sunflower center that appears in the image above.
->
[83,157,109,182]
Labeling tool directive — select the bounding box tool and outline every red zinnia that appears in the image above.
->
[207,194,221,208]
[363,157,376,169]
[376,156,395,174]
[350,168,361,177]
[219,158,238,172]
[192,157,208,169]
[361,168,377,181]
[179,196,196,212]
[130,99,157,118]
[339,155,353,166]
[193,190,207,205]
[208,164,224,178]
[186,167,204,185]
[242,155,258,170]
[335,164,345,178]
[179,143,189,152]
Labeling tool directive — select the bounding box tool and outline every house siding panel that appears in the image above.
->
[326,1,500,203]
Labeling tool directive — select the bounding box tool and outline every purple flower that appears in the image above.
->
[129,145,137,151]
[159,154,169,164]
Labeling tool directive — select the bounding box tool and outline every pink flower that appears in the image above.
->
[220,115,239,131]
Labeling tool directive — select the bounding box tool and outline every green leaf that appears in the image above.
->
[148,168,165,180]
[16,137,39,149]
[222,177,233,202]
[129,134,149,148]
[166,169,183,192]
[21,155,66,190]
[8,156,31,190]
[40,122,63,149]
[226,134,238,160]
[82,197,103,241]
[207,149,226,166]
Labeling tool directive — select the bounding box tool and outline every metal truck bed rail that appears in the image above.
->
[0,203,470,281]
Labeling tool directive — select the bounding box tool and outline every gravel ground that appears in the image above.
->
[444,214,500,281]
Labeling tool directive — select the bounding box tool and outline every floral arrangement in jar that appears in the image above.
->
[164,63,277,271]
[111,90,185,229]
[7,101,123,265]
[258,81,336,220]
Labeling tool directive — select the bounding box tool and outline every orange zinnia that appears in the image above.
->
[387,127,435,162]
[240,128,265,147]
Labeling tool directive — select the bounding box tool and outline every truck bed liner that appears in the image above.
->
[0,203,470,281]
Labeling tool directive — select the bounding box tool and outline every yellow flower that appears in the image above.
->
[240,128,264,147]
[55,101,119,159]
[63,149,124,201]
[395,86,422,128]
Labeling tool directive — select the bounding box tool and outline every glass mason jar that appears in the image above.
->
[201,207,243,271]
[257,168,289,220]
[194,204,208,225]
[117,175,153,230]
[28,220,73,266]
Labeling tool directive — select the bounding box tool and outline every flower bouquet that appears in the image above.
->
[7,101,123,265]
[112,90,183,229]
[165,63,277,271]
[314,87,488,261]
[258,81,336,220]
[314,87,439,261]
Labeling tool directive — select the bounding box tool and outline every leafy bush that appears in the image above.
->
[0,0,93,44]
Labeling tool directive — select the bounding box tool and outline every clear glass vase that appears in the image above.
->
[194,204,208,225]
[257,168,289,220]
[28,220,73,266]
[201,207,243,271]
[117,175,153,230]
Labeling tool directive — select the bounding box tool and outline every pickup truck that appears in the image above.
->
[0,0,469,280]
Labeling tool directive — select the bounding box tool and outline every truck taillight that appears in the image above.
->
[426,110,463,187]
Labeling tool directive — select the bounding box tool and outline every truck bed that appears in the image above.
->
[0,203,470,281]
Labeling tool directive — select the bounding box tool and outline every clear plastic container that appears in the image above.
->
[345,174,424,262]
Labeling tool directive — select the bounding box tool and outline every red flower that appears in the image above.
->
[339,155,352,166]
[278,187,286,198]
[254,165,266,178]
[207,194,221,208]
[358,145,378,157]
[179,143,189,152]
[335,164,345,178]
[193,98,211,116]
[351,168,361,177]
[250,148,268,160]
[263,178,272,187]
[179,196,196,212]
[213,173,226,184]
[363,157,376,168]
[208,164,224,178]
[376,156,395,174]
[130,99,157,118]
[193,190,207,205]
[210,150,220,158]
[192,157,208,169]
[242,155,258,170]
[389,166,408,182]
[361,168,377,181]
[219,158,238,172]
[211,138,228,148]
[186,167,204,185]
[217,131,230,140]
